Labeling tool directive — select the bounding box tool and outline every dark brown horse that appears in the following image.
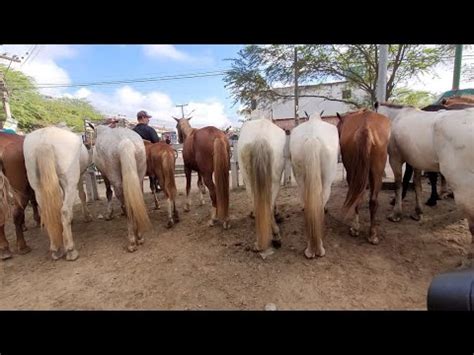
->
[174,117,230,229]
[337,109,391,244]
[0,132,40,260]
[144,141,179,228]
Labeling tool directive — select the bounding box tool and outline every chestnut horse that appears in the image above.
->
[0,132,40,260]
[144,141,179,228]
[336,109,391,244]
[174,117,230,229]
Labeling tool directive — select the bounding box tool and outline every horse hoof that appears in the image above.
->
[349,227,359,237]
[104,215,114,221]
[425,198,437,207]
[137,237,145,245]
[249,212,255,219]
[272,239,282,249]
[368,236,379,245]
[1,248,13,260]
[387,214,401,222]
[184,206,190,212]
[223,221,230,230]
[208,219,217,227]
[66,249,79,261]
[258,248,275,260]
[410,213,422,221]
[17,245,32,255]
[166,220,174,229]
[200,200,205,206]
[389,198,396,206]
[127,244,137,253]
[304,247,318,259]
[51,249,65,260]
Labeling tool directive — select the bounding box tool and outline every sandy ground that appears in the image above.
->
[0,167,471,310]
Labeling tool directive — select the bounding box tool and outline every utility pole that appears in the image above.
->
[294,47,299,127]
[376,44,388,103]
[452,44,463,91]
[0,53,21,129]
[176,103,188,119]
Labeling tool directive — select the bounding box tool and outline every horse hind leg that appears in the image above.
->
[368,167,383,245]
[350,205,361,237]
[197,174,206,206]
[78,175,93,222]
[270,182,282,248]
[425,172,440,207]
[202,174,218,227]
[61,184,79,261]
[104,177,114,220]
[388,156,403,222]
[31,193,41,227]
[184,166,192,212]
[13,195,32,254]
[410,169,423,221]
[166,197,174,228]
[0,216,12,260]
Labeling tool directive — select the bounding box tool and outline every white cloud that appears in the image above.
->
[0,45,77,97]
[77,86,232,129]
[143,45,191,61]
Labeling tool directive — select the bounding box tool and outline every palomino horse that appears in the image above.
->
[144,141,179,228]
[238,118,286,256]
[375,102,474,236]
[23,127,92,261]
[336,109,391,244]
[174,117,230,229]
[92,125,151,252]
[290,113,339,258]
[0,132,40,260]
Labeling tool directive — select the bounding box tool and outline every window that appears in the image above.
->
[342,89,352,99]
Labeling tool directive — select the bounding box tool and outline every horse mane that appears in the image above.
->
[379,102,415,109]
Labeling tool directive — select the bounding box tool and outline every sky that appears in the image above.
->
[1,45,474,129]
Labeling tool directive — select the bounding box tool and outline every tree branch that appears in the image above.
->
[266,89,362,108]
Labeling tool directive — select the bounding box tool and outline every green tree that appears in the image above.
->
[0,65,103,132]
[391,88,437,108]
[224,45,453,113]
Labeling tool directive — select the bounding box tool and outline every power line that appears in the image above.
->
[19,45,37,68]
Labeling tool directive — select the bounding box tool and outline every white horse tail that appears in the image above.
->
[119,139,151,235]
[303,138,324,257]
[243,140,273,251]
[36,145,63,249]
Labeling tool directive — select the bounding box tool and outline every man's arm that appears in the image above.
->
[149,127,160,143]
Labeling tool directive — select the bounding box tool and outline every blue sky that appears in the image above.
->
[0,45,245,129]
[2,44,474,129]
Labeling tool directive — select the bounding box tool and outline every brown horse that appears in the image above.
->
[174,117,230,229]
[336,109,391,244]
[144,141,179,228]
[442,96,474,106]
[0,132,40,260]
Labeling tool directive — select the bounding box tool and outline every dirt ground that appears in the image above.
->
[0,169,471,310]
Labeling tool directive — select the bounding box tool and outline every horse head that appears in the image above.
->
[173,116,192,144]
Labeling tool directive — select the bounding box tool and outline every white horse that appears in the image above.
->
[238,118,286,257]
[92,125,151,252]
[376,102,474,241]
[23,127,92,261]
[290,113,339,258]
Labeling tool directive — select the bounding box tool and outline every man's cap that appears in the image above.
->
[137,110,152,119]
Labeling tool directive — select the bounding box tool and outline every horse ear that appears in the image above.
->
[336,112,342,119]
[304,110,310,119]
[441,98,447,105]
[172,116,179,122]
[187,116,192,121]
[87,122,95,130]
[320,110,324,116]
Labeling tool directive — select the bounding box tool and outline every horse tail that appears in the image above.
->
[242,140,273,250]
[303,138,324,254]
[0,158,13,219]
[162,148,177,202]
[343,126,372,216]
[36,145,63,249]
[119,139,151,235]
[213,136,229,220]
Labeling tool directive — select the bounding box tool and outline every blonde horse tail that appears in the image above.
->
[0,158,13,219]
[303,139,324,257]
[213,136,230,220]
[343,127,372,216]
[119,139,151,235]
[243,140,273,251]
[36,145,63,249]
[162,148,177,202]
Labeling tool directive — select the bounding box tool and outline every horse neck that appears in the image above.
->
[181,124,195,141]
